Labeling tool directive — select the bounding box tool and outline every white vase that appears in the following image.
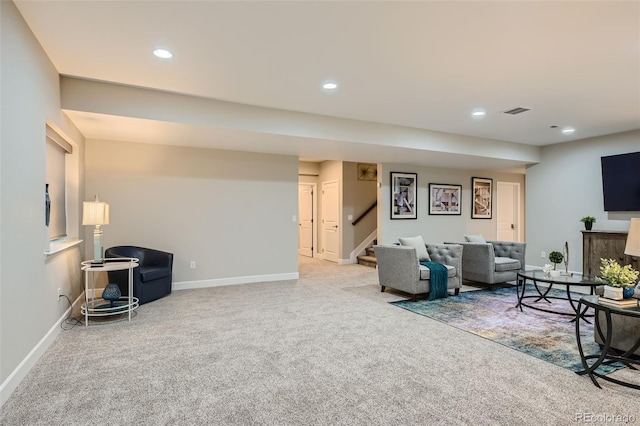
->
[549,270,561,278]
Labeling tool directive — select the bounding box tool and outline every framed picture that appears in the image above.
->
[472,177,493,219]
[429,183,462,215]
[357,163,377,181]
[391,172,417,219]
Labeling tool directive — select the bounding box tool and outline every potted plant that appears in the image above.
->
[595,258,639,299]
[580,216,596,231]
[548,251,564,277]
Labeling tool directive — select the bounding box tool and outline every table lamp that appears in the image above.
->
[625,218,640,258]
[83,195,110,262]
[625,218,640,290]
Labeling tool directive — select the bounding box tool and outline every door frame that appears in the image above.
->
[298,182,318,257]
[496,181,522,242]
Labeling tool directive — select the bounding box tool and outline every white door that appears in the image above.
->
[497,182,520,241]
[321,180,340,263]
[298,183,314,257]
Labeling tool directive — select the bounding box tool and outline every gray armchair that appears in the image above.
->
[374,243,463,301]
[455,240,526,285]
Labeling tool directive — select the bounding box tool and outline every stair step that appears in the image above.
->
[365,247,376,256]
[357,255,377,268]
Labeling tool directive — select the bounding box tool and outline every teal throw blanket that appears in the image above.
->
[419,261,448,300]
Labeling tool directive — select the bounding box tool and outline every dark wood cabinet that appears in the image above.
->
[582,230,639,279]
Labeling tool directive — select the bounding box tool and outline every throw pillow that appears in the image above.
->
[464,234,486,243]
[398,236,431,261]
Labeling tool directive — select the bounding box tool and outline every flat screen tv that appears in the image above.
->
[601,151,640,211]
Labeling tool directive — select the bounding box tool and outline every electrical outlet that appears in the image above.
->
[540,251,546,259]
[57,288,62,300]
[190,261,196,269]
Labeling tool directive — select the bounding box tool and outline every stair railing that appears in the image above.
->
[352,201,377,226]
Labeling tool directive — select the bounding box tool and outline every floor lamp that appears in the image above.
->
[83,195,110,262]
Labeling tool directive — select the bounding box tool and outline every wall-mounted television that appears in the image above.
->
[601,151,640,211]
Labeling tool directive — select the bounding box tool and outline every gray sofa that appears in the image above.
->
[374,243,463,301]
[454,241,526,285]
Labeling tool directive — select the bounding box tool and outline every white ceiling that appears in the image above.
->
[14,0,640,169]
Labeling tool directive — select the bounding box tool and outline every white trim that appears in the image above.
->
[0,293,83,407]
[173,272,299,291]
[349,229,377,263]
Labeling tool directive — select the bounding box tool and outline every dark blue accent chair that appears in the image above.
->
[105,246,173,305]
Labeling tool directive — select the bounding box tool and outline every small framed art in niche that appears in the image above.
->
[357,163,377,181]
[472,177,492,219]
[390,172,417,219]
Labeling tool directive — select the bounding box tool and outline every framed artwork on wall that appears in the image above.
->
[472,177,493,219]
[357,163,377,181]
[391,172,417,219]
[428,183,461,215]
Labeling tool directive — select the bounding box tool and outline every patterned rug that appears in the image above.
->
[391,286,622,374]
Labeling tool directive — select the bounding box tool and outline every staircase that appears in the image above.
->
[357,243,377,268]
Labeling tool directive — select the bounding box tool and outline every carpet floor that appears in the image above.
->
[391,286,622,374]
[1,257,638,425]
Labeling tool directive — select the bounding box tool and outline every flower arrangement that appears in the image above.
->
[595,258,639,288]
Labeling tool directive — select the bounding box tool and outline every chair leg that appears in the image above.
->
[454,288,460,296]
[380,285,386,293]
[412,294,417,302]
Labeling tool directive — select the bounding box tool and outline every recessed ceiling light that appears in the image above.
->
[472,109,486,118]
[561,127,575,135]
[322,81,338,90]
[153,49,173,59]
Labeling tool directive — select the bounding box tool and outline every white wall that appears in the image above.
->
[84,140,299,284]
[525,130,640,272]
[1,2,85,405]
[377,163,526,245]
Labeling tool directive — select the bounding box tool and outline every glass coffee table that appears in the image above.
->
[516,270,600,320]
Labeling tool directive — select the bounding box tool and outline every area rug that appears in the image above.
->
[391,286,622,374]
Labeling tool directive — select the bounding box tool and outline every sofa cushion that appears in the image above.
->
[398,236,431,262]
[494,257,521,272]
[420,264,456,280]
[464,234,486,243]
[140,266,171,282]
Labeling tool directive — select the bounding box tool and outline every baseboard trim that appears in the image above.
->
[173,272,299,291]
[0,293,83,408]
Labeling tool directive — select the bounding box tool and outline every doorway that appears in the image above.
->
[298,183,316,257]
[321,180,340,263]
[496,181,521,241]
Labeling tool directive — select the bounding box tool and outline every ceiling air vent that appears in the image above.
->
[503,107,531,115]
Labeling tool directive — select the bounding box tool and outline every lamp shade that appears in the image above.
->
[82,200,110,226]
[624,218,640,257]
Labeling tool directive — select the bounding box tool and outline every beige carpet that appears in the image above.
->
[1,256,637,425]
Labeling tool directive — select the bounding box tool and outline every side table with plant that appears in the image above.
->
[595,258,639,299]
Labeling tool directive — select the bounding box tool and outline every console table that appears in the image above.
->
[81,258,139,326]
[575,295,640,389]
[582,230,639,279]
